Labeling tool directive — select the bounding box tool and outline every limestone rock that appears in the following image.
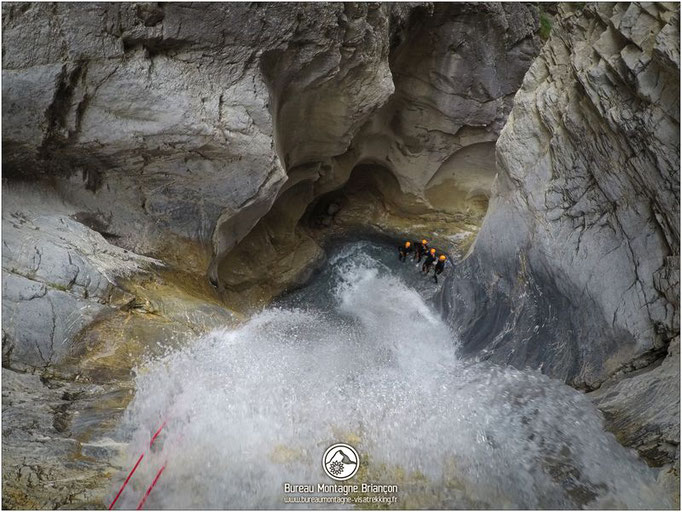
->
[443,2,680,467]
[212,3,540,300]
[354,3,539,197]
[2,2,417,267]
[2,184,160,370]
[2,368,128,509]
[590,336,680,467]
[2,2,540,303]
[1,184,238,508]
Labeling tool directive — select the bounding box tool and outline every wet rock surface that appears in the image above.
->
[590,336,680,468]
[1,185,236,508]
[442,2,680,481]
[2,369,128,509]
[352,3,539,196]
[2,2,415,259]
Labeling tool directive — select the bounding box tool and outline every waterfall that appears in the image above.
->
[113,240,668,509]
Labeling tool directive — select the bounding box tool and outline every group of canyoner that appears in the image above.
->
[398,239,448,283]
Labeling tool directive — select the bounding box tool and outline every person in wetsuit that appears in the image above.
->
[398,241,413,262]
[413,239,428,262]
[433,254,447,283]
[422,248,437,274]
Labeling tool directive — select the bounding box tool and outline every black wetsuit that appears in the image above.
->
[414,242,427,262]
[433,259,446,282]
[398,243,413,262]
[422,253,436,273]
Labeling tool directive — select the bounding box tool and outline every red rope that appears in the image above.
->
[136,464,166,510]
[108,420,166,510]
[150,420,167,448]
[108,454,144,510]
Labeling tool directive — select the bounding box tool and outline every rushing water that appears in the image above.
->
[113,240,669,509]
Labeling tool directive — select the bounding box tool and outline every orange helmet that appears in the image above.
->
[405,241,411,248]
[422,239,427,245]
[439,255,446,261]
[430,248,436,254]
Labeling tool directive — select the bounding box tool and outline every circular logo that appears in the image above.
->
[322,443,360,481]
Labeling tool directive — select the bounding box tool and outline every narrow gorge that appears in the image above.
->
[1,2,679,509]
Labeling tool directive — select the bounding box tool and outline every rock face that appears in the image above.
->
[213,3,540,301]
[1,181,238,509]
[353,3,538,198]
[2,2,409,258]
[2,2,540,300]
[442,2,679,470]
[2,183,158,370]
[590,336,680,466]
[2,368,129,509]
[2,3,540,507]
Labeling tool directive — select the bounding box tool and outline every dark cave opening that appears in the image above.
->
[302,162,424,231]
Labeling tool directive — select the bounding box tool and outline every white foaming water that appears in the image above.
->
[114,241,669,509]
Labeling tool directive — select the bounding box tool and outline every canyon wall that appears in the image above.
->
[214,2,540,303]
[1,0,541,360]
[2,2,409,255]
[1,3,540,507]
[442,2,680,472]
[4,1,678,507]
[2,3,539,302]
